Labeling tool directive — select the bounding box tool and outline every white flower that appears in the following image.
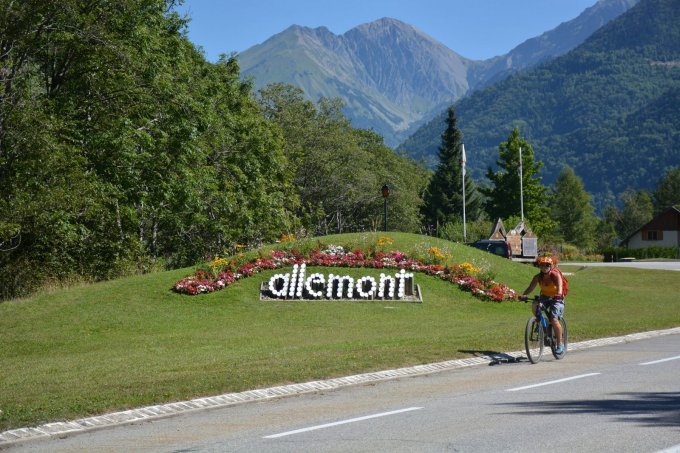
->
[269,273,289,297]
[306,273,325,298]
[288,264,299,297]
[326,274,335,298]
[296,264,306,297]
[379,273,395,298]
[340,275,354,298]
[322,245,345,256]
[356,276,377,298]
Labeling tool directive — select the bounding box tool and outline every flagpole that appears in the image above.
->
[519,146,524,224]
[461,143,467,242]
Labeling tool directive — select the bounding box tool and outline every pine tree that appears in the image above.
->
[421,107,482,230]
[482,128,554,236]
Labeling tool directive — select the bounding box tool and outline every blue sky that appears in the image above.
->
[176,0,599,62]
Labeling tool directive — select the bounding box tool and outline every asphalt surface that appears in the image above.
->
[3,260,678,451]
[3,328,680,452]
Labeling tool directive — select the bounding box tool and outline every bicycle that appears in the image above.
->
[522,296,568,364]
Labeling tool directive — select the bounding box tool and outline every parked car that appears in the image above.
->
[466,239,512,259]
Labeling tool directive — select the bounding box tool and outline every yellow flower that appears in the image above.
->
[280,234,296,243]
[460,262,480,275]
[377,236,394,246]
[428,246,445,260]
[209,257,230,272]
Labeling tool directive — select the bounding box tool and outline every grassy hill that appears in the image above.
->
[2,232,679,430]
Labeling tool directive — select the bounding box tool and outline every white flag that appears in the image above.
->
[461,143,467,168]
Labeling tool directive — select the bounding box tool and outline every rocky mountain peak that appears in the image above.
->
[238,0,638,147]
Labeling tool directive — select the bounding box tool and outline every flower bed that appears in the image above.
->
[173,246,518,302]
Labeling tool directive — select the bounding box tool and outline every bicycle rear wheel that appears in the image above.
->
[525,317,544,364]
[551,317,568,359]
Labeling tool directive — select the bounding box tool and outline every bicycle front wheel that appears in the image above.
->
[525,317,544,364]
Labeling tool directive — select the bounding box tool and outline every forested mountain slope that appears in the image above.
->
[399,0,680,209]
[467,0,638,90]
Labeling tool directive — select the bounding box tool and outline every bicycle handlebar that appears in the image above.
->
[520,295,541,303]
[521,295,564,303]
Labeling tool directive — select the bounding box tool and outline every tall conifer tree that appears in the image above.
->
[422,107,481,230]
[482,128,554,235]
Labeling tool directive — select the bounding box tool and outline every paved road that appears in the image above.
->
[7,331,680,453]
[564,261,680,271]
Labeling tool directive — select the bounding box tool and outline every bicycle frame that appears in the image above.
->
[524,296,567,364]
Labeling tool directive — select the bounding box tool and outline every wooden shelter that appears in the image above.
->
[506,221,538,258]
[486,218,538,258]
[489,218,507,240]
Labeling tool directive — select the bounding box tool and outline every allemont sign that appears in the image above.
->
[260,263,423,302]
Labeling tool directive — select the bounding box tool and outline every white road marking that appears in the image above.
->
[263,407,423,439]
[640,355,680,366]
[656,443,680,453]
[506,373,601,392]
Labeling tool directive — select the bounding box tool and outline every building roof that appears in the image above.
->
[621,206,680,246]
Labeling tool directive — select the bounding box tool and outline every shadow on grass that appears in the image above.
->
[498,392,680,427]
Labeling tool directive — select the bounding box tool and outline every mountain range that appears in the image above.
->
[238,0,638,147]
[399,0,680,209]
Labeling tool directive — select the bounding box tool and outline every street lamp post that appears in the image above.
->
[381,183,390,232]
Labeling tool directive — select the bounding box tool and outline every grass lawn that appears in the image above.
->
[1,232,679,430]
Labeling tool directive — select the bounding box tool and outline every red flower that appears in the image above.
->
[172,247,518,302]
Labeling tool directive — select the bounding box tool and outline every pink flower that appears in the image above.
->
[172,247,518,302]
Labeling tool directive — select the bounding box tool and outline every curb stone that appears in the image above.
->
[2,326,679,445]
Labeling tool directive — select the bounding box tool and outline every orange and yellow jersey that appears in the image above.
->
[538,272,559,297]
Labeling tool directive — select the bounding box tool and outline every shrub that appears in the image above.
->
[600,246,679,261]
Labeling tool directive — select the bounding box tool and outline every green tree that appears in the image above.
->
[482,128,554,236]
[594,218,618,249]
[604,189,654,241]
[621,190,654,239]
[0,1,294,298]
[192,57,293,256]
[257,84,427,235]
[549,166,597,248]
[1,0,193,295]
[653,167,680,212]
[421,106,482,231]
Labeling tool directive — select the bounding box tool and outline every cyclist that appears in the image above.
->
[519,256,565,354]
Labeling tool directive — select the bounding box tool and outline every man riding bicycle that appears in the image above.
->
[519,256,565,354]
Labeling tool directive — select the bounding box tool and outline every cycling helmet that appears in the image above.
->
[536,256,554,266]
